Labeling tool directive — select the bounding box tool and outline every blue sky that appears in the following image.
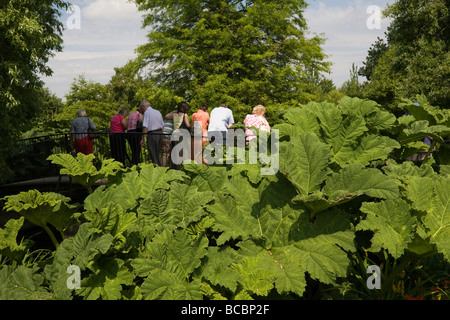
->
[43,0,392,100]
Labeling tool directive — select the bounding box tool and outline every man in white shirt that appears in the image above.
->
[140,100,164,166]
[208,103,234,144]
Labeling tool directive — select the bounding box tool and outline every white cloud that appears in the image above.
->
[43,0,147,99]
[82,0,142,23]
[304,0,392,86]
[52,50,137,62]
[45,51,138,98]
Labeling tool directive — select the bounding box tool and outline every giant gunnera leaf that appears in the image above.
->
[404,176,450,260]
[132,229,208,300]
[204,172,356,297]
[279,132,332,197]
[43,223,113,300]
[357,199,417,258]
[0,217,31,261]
[47,153,123,192]
[0,265,52,300]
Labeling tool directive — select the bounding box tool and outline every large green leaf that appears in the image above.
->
[2,189,76,233]
[316,106,398,166]
[0,217,30,261]
[335,134,400,166]
[323,164,400,202]
[205,171,355,297]
[84,163,186,213]
[132,229,208,280]
[397,120,450,144]
[337,96,381,117]
[403,176,435,212]
[328,115,368,165]
[231,209,355,297]
[383,160,436,180]
[403,176,450,260]
[183,164,228,193]
[194,246,241,292]
[132,229,207,300]
[0,265,52,300]
[231,256,276,297]
[85,202,137,243]
[43,223,113,300]
[401,95,450,127]
[337,96,396,130]
[47,153,123,192]
[138,164,187,196]
[208,194,262,245]
[208,173,300,247]
[281,107,321,136]
[275,100,398,169]
[357,199,417,258]
[279,132,332,196]
[141,270,203,300]
[138,183,213,233]
[423,177,450,260]
[78,258,134,300]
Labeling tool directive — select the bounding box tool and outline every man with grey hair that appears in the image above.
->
[69,108,97,155]
[140,100,164,166]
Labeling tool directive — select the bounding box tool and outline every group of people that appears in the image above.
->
[69,100,271,167]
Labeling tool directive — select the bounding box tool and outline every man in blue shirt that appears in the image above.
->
[140,100,164,166]
[208,103,234,144]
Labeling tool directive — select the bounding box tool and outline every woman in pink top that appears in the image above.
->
[126,108,144,166]
[110,108,129,164]
[243,105,271,144]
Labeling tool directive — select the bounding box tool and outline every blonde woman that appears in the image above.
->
[243,105,271,143]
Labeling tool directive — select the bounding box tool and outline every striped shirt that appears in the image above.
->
[127,111,142,131]
[163,120,174,134]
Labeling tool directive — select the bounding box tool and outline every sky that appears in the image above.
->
[43,0,393,100]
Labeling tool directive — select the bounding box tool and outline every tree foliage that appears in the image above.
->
[360,0,449,108]
[133,0,331,119]
[106,60,145,112]
[52,75,117,130]
[0,0,70,181]
[51,67,145,130]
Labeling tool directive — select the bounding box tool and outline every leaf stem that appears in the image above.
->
[382,254,414,294]
[421,139,437,166]
[42,224,60,249]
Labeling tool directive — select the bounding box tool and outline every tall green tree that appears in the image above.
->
[340,63,364,98]
[106,60,145,112]
[0,0,69,182]
[65,74,110,105]
[361,0,449,109]
[133,0,330,119]
[55,75,117,130]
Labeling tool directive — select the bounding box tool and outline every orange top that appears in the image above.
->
[192,110,210,138]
